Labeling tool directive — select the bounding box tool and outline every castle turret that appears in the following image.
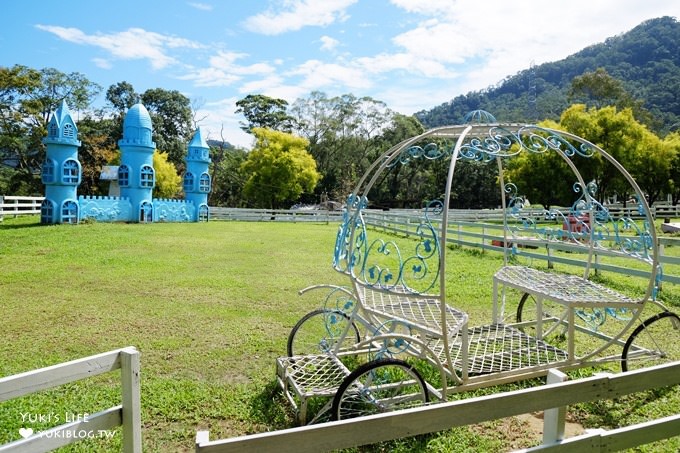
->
[118,103,156,222]
[41,100,81,224]
[183,128,211,221]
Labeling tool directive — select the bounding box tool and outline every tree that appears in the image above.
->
[76,115,119,195]
[568,68,631,108]
[559,105,641,203]
[105,81,138,113]
[504,120,576,209]
[23,68,102,128]
[0,65,41,193]
[140,88,193,169]
[153,150,181,198]
[235,94,293,133]
[568,67,655,129]
[665,132,680,204]
[210,146,247,207]
[290,92,394,201]
[207,124,247,207]
[241,128,320,208]
[0,65,100,194]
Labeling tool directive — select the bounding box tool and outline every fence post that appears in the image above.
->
[121,347,142,453]
[0,195,3,222]
[542,369,567,445]
[658,240,665,292]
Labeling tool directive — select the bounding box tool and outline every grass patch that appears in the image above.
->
[1,215,679,451]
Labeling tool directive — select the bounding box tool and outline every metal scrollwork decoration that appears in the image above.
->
[349,199,441,295]
[333,194,367,273]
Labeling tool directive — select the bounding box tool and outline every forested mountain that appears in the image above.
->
[416,16,680,134]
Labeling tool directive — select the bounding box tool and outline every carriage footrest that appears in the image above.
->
[276,354,351,424]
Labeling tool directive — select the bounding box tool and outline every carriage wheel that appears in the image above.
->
[621,311,680,372]
[287,308,361,357]
[516,293,567,337]
[331,358,429,420]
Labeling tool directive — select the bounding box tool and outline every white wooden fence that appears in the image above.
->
[0,347,141,453]
[0,196,43,220]
[195,361,680,453]
[3,199,679,285]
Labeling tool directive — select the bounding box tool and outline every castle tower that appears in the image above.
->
[118,103,156,222]
[183,128,211,221]
[41,100,81,224]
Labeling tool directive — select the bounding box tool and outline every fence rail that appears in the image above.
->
[209,207,343,223]
[195,361,680,452]
[7,200,678,286]
[0,196,43,220]
[361,210,680,287]
[0,347,141,453]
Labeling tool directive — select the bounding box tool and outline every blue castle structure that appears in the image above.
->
[41,100,82,224]
[41,102,211,224]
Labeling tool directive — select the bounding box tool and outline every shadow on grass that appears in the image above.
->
[247,380,296,430]
[0,221,43,230]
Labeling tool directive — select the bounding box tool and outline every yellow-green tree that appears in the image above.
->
[153,150,181,199]
[560,104,672,205]
[504,120,576,209]
[241,128,320,208]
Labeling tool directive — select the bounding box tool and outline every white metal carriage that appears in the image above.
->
[276,112,680,424]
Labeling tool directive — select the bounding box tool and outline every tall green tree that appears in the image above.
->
[241,128,320,208]
[105,81,138,113]
[560,104,646,204]
[568,67,656,129]
[209,146,247,207]
[0,65,100,194]
[665,132,680,205]
[76,115,119,195]
[235,94,293,133]
[504,120,576,209]
[290,91,394,201]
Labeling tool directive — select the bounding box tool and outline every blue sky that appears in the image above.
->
[2,0,677,148]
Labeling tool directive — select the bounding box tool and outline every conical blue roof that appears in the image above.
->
[43,100,80,145]
[186,127,211,163]
[189,127,209,149]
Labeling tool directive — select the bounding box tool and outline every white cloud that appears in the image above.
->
[197,97,254,148]
[36,25,203,70]
[188,2,212,11]
[179,50,276,87]
[320,35,340,52]
[242,0,358,35]
[384,0,679,94]
[91,57,112,69]
[289,59,372,90]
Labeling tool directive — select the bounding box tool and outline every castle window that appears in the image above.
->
[140,165,155,188]
[63,123,75,139]
[48,123,58,138]
[42,160,55,183]
[139,201,153,223]
[40,199,54,224]
[62,159,80,184]
[61,200,78,224]
[199,173,211,192]
[183,172,194,192]
[198,204,209,222]
[118,165,129,187]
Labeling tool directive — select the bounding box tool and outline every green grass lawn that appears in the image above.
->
[1,216,679,452]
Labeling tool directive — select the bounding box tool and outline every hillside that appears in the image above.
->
[416,16,680,134]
